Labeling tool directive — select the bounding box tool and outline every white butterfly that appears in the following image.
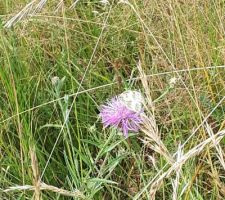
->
[118,90,145,113]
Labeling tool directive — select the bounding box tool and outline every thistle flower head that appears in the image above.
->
[99,91,144,137]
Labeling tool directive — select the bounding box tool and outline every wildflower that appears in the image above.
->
[99,91,144,137]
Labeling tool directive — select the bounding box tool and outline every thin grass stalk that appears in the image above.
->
[3,182,85,199]
[29,146,41,200]
[149,129,225,199]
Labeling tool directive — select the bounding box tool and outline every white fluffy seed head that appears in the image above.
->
[118,90,145,112]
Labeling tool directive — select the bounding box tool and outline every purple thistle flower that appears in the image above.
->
[99,96,143,138]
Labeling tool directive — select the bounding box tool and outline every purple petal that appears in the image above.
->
[99,96,143,137]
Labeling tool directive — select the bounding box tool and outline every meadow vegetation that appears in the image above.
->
[0,0,225,199]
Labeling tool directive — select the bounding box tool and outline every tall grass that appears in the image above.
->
[0,0,225,199]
